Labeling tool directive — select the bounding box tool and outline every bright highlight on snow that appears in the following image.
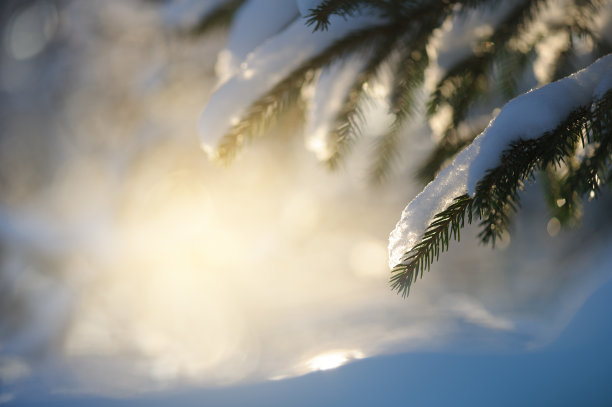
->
[305,350,364,372]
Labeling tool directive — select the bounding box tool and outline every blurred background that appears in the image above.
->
[0,0,611,405]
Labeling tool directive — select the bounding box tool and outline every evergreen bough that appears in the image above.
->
[393,89,612,296]
[183,0,612,296]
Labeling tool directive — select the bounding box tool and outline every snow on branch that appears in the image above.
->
[391,194,473,297]
[389,54,612,294]
[198,10,384,159]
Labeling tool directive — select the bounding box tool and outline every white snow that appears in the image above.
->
[467,54,612,194]
[303,48,395,161]
[389,54,612,268]
[388,137,481,268]
[215,0,299,83]
[199,11,384,157]
[304,56,367,160]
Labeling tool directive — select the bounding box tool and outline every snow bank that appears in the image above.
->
[389,54,612,268]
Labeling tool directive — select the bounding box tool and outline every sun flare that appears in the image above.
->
[306,350,365,372]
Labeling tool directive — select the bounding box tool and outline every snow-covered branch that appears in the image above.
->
[389,54,612,293]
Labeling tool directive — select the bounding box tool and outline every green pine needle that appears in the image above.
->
[216,18,418,163]
[392,89,612,297]
[391,194,473,297]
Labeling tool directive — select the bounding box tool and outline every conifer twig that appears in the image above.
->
[216,20,414,162]
[392,89,612,296]
[391,194,473,297]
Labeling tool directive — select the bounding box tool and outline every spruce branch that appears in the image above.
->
[427,0,546,123]
[561,90,612,200]
[324,89,371,170]
[369,50,425,183]
[217,0,521,167]
[324,30,405,169]
[305,0,368,31]
[391,194,473,297]
[388,43,429,118]
[188,0,612,301]
[550,43,575,83]
[216,20,415,162]
[473,90,612,245]
[547,1,608,80]
[569,0,606,38]
[216,69,311,163]
[392,89,612,296]
[369,121,404,184]
[494,47,534,99]
[541,166,581,227]
[419,0,607,182]
[369,29,431,183]
[416,130,475,183]
[305,0,459,32]
[324,19,433,170]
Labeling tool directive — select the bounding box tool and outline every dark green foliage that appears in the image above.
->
[474,90,612,245]
[369,28,431,182]
[216,69,311,163]
[369,121,405,184]
[305,0,369,31]
[215,0,514,166]
[306,0,497,32]
[330,20,431,173]
[306,0,445,32]
[418,0,609,181]
[391,89,612,296]
[324,29,405,169]
[422,0,547,181]
[216,11,446,163]
[200,0,609,174]
[553,90,612,215]
[188,0,612,296]
[391,194,473,297]
[427,0,545,118]
[540,168,579,227]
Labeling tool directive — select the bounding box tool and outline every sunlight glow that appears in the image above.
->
[305,128,333,161]
[242,68,255,79]
[305,350,364,372]
[3,0,608,397]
